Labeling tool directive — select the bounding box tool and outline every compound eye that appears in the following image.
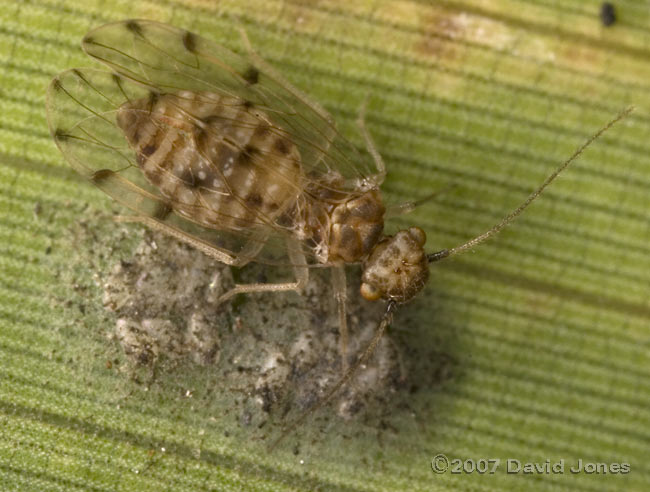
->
[360,282,382,301]
[408,226,426,246]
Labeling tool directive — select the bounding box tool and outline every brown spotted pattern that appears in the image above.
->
[292,175,386,264]
[328,189,385,263]
[50,20,437,306]
[116,91,302,231]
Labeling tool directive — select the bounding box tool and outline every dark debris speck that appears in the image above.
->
[600,2,616,27]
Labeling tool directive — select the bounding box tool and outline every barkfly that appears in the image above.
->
[46,19,631,446]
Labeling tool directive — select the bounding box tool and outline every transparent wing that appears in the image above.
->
[47,20,378,266]
[46,68,283,261]
[80,19,376,186]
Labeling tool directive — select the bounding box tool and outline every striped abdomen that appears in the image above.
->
[116,91,302,231]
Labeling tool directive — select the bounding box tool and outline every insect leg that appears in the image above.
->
[385,184,459,218]
[216,236,309,304]
[270,301,398,450]
[357,99,386,187]
[331,264,349,370]
[114,215,240,264]
[230,231,270,267]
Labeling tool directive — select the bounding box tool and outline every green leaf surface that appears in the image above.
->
[1,0,649,491]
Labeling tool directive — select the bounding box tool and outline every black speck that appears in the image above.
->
[91,169,115,183]
[183,31,197,53]
[137,144,156,165]
[53,128,69,141]
[253,122,270,138]
[153,201,173,220]
[125,20,144,37]
[140,144,156,157]
[72,69,89,84]
[178,167,208,188]
[246,193,263,207]
[202,114,224,126]
[112,73,129,99]
[239,144,259,164]
[273,137,290,155]
[600,2,616,27]
[147,91,160,113]
[242,66,259,85]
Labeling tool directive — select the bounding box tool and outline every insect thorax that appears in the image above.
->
[297,176,386,264]
[116,91,302,231]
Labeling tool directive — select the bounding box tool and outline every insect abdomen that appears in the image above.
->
[116,91,302,230]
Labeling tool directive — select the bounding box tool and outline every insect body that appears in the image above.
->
[115,86,391,289]
[117,91,303,231]
[118,88,388,263]
[47,19,630,445]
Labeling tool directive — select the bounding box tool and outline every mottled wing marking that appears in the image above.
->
[117,91,303,230]
[47,68,265,258]
[81,19,374,185]
[47,19,376,263]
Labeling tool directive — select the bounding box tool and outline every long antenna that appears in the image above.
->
[269,301,398,450]
[269,107,633,450]
[428,107,633,263]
